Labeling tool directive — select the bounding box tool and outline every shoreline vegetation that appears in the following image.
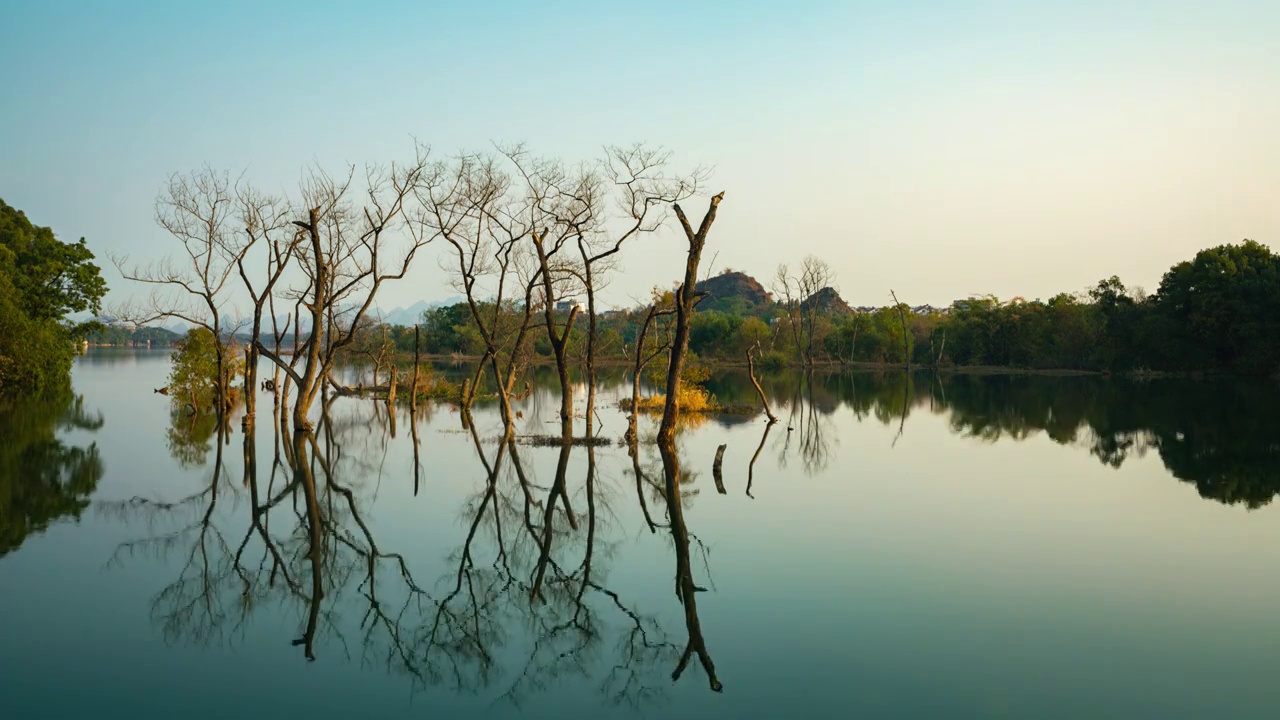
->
[7,152,1280,408]
[0,199,107,395]
[77,345,1253,380]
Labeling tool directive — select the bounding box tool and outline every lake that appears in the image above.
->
[3,349,1280,719]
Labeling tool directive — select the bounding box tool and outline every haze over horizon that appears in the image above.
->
[3,0,1278,312]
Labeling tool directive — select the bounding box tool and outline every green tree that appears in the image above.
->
[1154,240,1280,374]
[0,199,107,321]
[0,200,108,395]
[0,246,76,394]
[168,328,243,413]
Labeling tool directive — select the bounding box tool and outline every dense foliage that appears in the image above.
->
[0,199,107,394]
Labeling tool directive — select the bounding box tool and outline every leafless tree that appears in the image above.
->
[622,291,677,441]
[502,146,590,438]
[746,340,778,423]
[112,167,251,416]
[417,151,540,428]
[889,289,911,370]
[573,146,704,437]
[256,148,434,432]
[346,315,396,389]
[773,255,836,367]
[233,186,299,428]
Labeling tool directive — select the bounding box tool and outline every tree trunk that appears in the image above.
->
[890,289,910,371]
[659,193,724,443]
[292,209,327,432]
[712,444,727,494]
[746,346,777,423]
[411,325,421,413]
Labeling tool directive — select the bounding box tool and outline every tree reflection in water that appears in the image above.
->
[104,383,728,709]
[754,369,1280,509]
[91,368,1280,710]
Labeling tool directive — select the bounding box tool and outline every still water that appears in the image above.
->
[3,349,1280,718]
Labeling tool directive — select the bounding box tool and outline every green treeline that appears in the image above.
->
[84,324,180,347]
[0,199,107,394]
[372,240,1280,376]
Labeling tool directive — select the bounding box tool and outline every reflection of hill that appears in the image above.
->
[0,391,104,556]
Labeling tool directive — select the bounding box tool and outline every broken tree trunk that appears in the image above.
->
[659,192,725,444]
[746,343,777,423]
[713,444,727,494]
[890,289,910,371]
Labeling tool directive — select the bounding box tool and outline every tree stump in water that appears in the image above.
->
[713,444,727,494]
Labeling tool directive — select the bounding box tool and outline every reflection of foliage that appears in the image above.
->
[714,368,1280,509]
[795,371,1280,509]
[0,390,104,556]
[165,410,221,468]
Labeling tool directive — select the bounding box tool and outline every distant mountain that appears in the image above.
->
[374,297,464,326]
[694,270,773,314]
[382,300,428,327]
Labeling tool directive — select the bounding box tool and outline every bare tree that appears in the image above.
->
[573,146,703,438]
[503,146,590,438]
[112,167,250,417]
[622,291,677,441]
[746,341,778,423]
[773,255,836,367]
[418,152,540,428]
[234,186,298,428]
[346,315,395,389]
[889,289,911,370]
[256,148,434,432]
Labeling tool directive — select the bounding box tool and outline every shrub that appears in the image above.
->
[758,350,788,373]
[168,328,243,413]
[632,381,718,414]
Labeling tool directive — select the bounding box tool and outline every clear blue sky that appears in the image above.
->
[3,0,1279,310]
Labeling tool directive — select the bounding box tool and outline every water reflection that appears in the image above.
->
[730,370,1280,509]
[7,359,1280,716]
[101,385,726,708]
[0,391,104,556]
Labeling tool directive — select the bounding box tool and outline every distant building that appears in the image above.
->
[554,299,585,313]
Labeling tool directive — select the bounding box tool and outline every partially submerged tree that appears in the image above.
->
[233,186,298,428]
[419,152,540,427]
[503,146,589,437]
[113,168,249,416]
[658,192,725,444]
[168,327,244,414]
[256,149,434,432]
[574,146,704,437]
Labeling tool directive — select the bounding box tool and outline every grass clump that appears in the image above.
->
[626,382,718,414]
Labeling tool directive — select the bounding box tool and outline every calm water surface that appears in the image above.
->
[3,349,1280,718]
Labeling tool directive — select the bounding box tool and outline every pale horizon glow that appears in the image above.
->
[2,1,1278,313]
